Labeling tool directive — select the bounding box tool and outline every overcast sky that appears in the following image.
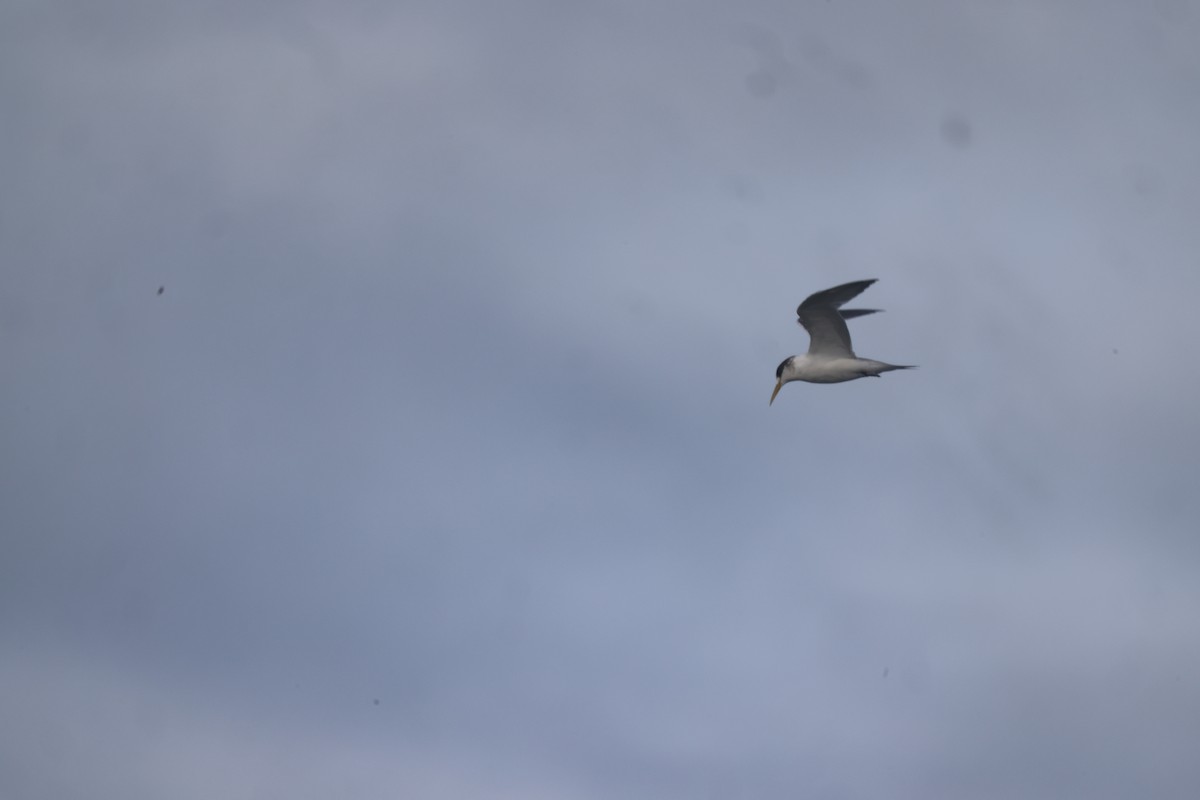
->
[3,1,1200,798]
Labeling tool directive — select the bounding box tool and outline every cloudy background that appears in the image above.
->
[3,1,1200,797]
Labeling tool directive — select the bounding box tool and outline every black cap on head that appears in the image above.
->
[775,357,793,380]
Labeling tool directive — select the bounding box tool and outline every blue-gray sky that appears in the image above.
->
[3,1,1200,798]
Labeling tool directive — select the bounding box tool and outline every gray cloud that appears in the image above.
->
[3,1,1200,798]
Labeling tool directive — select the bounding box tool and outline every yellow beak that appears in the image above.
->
[770,379,782,406]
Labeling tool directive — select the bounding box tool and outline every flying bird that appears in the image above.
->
[770,279,914,405]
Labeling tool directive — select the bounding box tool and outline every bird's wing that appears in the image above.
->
[796,279,877,358]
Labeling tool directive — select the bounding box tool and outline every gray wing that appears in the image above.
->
[796,279,877,358]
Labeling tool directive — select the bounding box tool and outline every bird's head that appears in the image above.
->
[770,357,795,405]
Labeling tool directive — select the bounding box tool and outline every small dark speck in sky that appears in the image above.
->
[373,698,380,706]
[940,114,973,149]
[157,286,164,295]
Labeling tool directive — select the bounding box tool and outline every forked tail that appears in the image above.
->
[868,361,917,377]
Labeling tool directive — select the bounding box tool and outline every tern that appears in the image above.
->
[770,279,914,405]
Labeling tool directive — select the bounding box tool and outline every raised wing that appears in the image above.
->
[796,279,877,358]
[838,308,878,320]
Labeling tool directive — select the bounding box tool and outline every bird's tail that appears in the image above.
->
[868,362,916,376]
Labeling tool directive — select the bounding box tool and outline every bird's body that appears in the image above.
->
[777,355,909,384]
[771,279,914,404]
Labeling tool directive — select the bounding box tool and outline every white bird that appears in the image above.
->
[770,279,914,405]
